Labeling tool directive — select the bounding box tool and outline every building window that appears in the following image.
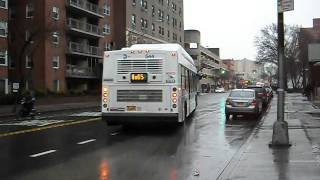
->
[53,56,59,69]
[103,24,110,35]
[152,23,155,31]
[0,21,7,37]
[53,80,60,92]
[131,14,136,26]
[52,32,59,45]
[0,0,8,9]
[26,3,34,18]
[0,78,9,94]
[159,0,164,5]
[103,5,110,16]
[140,18,148,30]
[151,5,155,16]
[105,43,113,51]
[10,7,16,19]
[166,15,170,24]
[158,10,164,21]
[167,0,170,6]
[167,30,170,38]
[52,7,59,20]
[143,0,148,9]
[132,0,136,6]
[0,50,7,66]
[25,30,34,43]
[26,55,32,68]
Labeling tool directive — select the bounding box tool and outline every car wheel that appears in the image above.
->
[225,113,230,120]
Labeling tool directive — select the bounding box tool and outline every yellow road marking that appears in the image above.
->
[0,117,101,138]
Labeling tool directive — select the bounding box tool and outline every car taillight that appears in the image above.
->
[251,99,257,106]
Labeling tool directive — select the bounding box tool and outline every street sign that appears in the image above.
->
[12,83,19,93]
[278,0,294,13]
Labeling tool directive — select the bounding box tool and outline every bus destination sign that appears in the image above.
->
[131,73,148,83]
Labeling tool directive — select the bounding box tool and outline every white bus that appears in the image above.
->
[101,44,198,125]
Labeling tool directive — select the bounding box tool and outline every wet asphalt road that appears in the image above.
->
[0,93,265,180]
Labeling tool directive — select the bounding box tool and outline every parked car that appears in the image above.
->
[215,87,225,93]
[225,89,263,120]
[245,85,269,107]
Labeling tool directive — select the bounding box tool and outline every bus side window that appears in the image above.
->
[186,69,189,92]
[181,65,185,91]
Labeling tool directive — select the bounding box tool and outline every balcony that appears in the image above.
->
[67,42,103,58]
[66,65,99,79]
[201,59,220,69]
[66,0,104,18]
[67,18,104,38]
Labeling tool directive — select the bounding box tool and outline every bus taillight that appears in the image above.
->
[172,87,177,108]
[103,87,108,107]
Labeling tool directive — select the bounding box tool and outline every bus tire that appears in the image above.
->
[184,102,188,120]
[195,96,198,107]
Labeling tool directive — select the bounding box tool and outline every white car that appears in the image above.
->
[215,87,225,93]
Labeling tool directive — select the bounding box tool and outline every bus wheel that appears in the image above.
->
[184,103,187,120]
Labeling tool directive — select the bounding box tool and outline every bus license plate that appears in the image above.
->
[127,106,136,111]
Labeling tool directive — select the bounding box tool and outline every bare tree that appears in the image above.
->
[255,24,302,89]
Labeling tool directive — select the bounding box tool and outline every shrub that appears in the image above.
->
[0,94,16,105]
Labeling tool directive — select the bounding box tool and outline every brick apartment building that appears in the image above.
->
[8,0,112,94]
[299,18,320,100]
[0,0,8,95]
[112,0,184,50]
[6,0,183,94]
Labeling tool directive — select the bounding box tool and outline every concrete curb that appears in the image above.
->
[217,104,272,180]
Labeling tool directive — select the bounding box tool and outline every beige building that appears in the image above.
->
[184,30,224,92]
[234,58,263,81]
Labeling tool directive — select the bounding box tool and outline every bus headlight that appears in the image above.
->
[103,98,108,103]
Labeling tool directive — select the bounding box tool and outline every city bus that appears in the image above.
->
[101,44,198,125]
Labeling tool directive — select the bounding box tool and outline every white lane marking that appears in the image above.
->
[77,139,96,145]
[69,112,101,117]
[110,132,120,136]
[0,120,65,127]
[29,150,57,158]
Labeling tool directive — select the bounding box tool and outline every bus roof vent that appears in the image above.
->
[117,59,163,74]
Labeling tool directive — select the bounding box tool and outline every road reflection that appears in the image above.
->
[219,97,226,130]
[99,159,110,180]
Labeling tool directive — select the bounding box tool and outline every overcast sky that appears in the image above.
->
[184,0,320,60]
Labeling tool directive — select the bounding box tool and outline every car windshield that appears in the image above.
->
[230,91,254,98]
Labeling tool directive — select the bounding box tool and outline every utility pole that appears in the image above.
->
[270,0,293,147]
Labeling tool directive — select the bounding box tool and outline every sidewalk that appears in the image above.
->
[0,96,100,118]
[220,93,320,180]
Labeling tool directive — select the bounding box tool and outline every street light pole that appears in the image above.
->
[270,10,290,146]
